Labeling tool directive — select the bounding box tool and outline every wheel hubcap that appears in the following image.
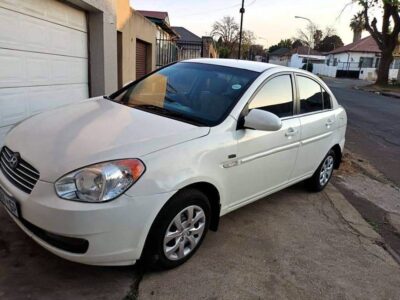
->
[319,155,334,186]
[163,205,206,261]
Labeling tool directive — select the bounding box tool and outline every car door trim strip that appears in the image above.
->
[222,142,300,168]
[301,132,332,146]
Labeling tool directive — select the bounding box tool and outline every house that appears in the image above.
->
[288,46,325,68]
[326,36,382,79]
[172,26,202,60]
[0,0,118,144]
[116,0,157,85]
[269,46,324,67]
[172,27,218,60]
[268,48,291,66]
[137,10,180,67]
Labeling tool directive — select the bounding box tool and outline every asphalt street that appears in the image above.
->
[323,77,400,185]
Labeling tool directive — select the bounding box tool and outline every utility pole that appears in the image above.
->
[238,0,245,59]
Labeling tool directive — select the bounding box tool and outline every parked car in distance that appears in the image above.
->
[0,59,347,269]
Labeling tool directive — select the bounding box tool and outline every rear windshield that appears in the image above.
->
[110,62,260,126]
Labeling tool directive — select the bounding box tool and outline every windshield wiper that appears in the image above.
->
[134,104,205,126]
[103,95,112,100]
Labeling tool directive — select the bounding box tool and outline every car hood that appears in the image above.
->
[5,98,210,181]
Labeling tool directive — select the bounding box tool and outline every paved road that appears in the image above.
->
[3,184,399,299]
[139,184,399,300]
[323,77,400,185]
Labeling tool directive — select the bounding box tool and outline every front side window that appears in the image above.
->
[297,76,323,114]
[111,62,259,126]
[249,75,293,118]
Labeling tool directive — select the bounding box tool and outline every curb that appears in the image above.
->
[353,86,400,99]
[324,184,400,266]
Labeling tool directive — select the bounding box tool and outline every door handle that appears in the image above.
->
[325,119,335,127]
[285,127,298,137]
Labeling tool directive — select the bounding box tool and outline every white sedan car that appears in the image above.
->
[0,59,346,269]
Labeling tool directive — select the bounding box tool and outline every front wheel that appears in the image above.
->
[143,189,210,269]
[307,149,336,192]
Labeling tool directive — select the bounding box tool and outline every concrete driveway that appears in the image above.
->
[1,183,399,299]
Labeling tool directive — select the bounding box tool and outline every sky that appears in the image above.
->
[129,0,370,48]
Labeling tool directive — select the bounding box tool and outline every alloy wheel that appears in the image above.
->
[319,155,334,186]
[163,205,206,261]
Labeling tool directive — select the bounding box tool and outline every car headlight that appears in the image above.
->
[55,159,145,203]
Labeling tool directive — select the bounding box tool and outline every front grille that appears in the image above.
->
[0,146,40,194]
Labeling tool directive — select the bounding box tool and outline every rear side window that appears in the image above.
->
[249,75,293,118]
[297,76,323,114]
[297,76,332,113]
[322,89,332,109]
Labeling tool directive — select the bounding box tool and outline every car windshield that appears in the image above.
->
[110,62,260,126]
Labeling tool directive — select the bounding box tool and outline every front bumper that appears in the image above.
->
[0,170,175,266]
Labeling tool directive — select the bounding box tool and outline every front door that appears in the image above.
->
[226,73,301,210]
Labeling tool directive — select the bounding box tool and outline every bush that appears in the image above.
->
[302,62,313,72]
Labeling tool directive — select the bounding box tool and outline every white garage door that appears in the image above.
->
[0,0,88,145]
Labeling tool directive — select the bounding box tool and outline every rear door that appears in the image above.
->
[291,74,337,179]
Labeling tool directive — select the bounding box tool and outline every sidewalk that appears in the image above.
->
[354,84,400,99]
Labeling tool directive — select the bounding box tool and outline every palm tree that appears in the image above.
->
[350,13,365,43]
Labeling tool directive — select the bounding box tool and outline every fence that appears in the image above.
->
[156,39,204,68]
[156,38,178,68]
[177,41,203,60]
[312,64,337,78]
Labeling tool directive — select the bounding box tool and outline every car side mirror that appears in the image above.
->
[244,109,282,131]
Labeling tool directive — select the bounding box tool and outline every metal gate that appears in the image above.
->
[177,41,203,61]
[156,38,178,67]
[156,39,204,67]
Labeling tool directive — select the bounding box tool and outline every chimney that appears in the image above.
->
[353,30,362,43]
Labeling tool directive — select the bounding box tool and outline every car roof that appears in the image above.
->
[183,58,277,73]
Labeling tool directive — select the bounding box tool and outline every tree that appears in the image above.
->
[350,12,365,42]
[268,39,293,52]
[313,29,324,48]
[296,23,319,47]
[292,39,304,49]
[278,39,293,49]
[316,35,344,52]
[241,30,256,59]
[248,44,267,60]
[355,0,400,85]
[211,16,239,57]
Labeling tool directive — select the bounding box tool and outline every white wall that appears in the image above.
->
[359,68,377,81]
[312,64,337,78]
[289,54,303,68]
[329,52,378,70]
[389,69,399,80]
[269,57,289,66]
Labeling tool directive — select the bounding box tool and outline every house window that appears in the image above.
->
[359,57,374,68]
[391,58,400,69]
[333,58,338,66]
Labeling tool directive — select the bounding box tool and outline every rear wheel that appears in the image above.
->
[307,149,336,192]
[143,189,210,269]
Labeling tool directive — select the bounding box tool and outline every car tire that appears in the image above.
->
[142,189,211,269]
[307,149,336,192]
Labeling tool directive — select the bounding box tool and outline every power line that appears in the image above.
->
[175,0,257,18]
[175,3,242,18]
